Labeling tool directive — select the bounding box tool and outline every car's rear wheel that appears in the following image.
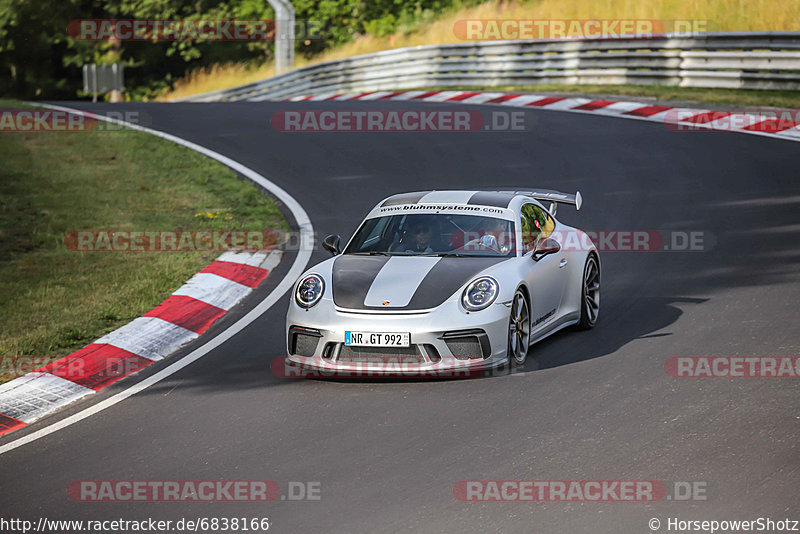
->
[507,289,530,367]
[577,254,600,330]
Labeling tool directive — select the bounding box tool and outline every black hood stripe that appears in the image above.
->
[406,257,509,309]
[332,255,510,311]
[331,255,391,309]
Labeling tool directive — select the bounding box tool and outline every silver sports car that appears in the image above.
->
[285,189,600,375]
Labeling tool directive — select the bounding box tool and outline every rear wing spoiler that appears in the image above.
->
[517,189,582,216]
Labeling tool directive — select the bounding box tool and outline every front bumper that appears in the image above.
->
[285,296,510,376]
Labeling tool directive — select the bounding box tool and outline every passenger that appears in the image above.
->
[469,218,511,252]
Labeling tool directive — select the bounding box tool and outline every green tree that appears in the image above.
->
[0,0,483,99]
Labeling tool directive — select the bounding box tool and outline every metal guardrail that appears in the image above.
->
[83,63,125,103]
[175,32,800,102]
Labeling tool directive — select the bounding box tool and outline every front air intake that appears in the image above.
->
[337,345,424,364]
[441,329,491,360]
[289,326,322,357]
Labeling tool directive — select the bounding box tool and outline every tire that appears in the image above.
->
[507,289,531,367]
[577,254,600,330]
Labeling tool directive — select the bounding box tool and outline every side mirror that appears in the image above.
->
[322,234,341,255]
[532,237,560,261]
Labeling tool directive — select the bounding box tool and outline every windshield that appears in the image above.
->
[344,214,516,257]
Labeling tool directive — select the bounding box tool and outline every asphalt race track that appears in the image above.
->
[2,100,799,533]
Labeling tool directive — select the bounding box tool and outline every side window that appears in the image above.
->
[520,203,554,252]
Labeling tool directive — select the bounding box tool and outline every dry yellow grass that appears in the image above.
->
[166,62,278,101]
[162,0,800,100]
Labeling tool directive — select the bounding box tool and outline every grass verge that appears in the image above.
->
[0,104,287,383]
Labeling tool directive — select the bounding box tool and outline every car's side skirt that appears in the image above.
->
[528,311,580,347]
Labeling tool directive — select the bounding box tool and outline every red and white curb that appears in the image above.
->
[0,249,281,437]
[282,90,800,142]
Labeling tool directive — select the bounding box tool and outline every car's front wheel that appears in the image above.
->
[577,254,600,330]
[507,289,530,367]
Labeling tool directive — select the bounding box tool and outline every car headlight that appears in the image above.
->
[295,274,325,308]
[461,276,498,311]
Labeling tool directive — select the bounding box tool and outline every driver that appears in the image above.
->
[406,220,434,253]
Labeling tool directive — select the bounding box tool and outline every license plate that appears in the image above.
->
[344,331,410,347]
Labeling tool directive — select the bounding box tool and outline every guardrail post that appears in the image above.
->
[109,63,122,103]
[267,0,295,74]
